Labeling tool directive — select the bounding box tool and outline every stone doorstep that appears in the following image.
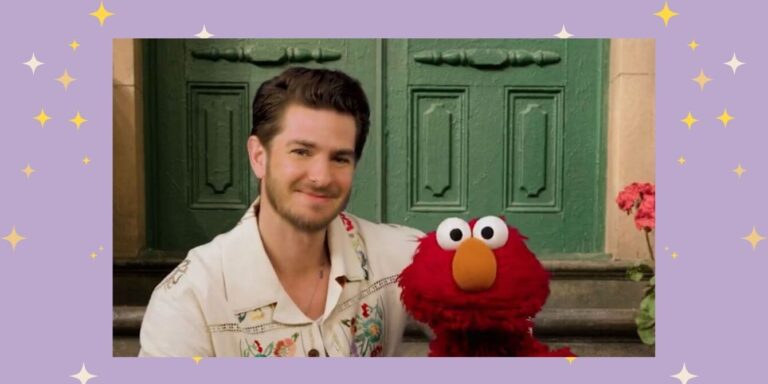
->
[396,339,654,357]
[115,259,652,308]
[113,258,648,276]
[116,337,653,357]
[115,306,643,339]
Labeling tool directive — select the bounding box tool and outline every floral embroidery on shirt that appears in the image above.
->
[236,308,265,324]
[339,212,370,280]
[274,335,298,357]
[341,299,385,357]
[241,332,299,357]
[156,259,191,291]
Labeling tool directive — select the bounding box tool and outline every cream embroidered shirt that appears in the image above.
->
[139,200,424,357]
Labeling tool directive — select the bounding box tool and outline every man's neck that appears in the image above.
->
[256,200,329,278]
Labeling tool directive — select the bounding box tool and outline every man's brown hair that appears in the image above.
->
[251,67,371,161]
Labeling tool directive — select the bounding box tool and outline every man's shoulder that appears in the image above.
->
[342,213,425,273]
[347,213,425,244]
[152,224,243,296]
[187,215,255,266]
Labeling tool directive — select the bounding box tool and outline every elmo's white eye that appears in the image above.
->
[436,218,471,250]
[472,216,509,249]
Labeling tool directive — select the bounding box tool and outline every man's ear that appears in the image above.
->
[247,135,267,179]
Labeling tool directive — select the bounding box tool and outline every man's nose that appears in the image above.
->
[307,158,333,186]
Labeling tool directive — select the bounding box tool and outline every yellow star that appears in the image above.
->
[566,356,576,364]
[70,112,88,130]
[70,363,97,384]
[733,164,746,178]
[681,112,698,130]
[33,108,52,127]
[90,252,98,259]
[192,356,203,365]
[83,156,91,165]
[654,2,679,27]
[69,40,80,52]
[677,156,686,165]
[3,226,27,252]
[56,69,76,90]
[692,69,712,91]
[688,40,699,51]
[89,2,115,27]
[671,252,679,259]
[22,163,35,179]
[743,227,766,251]
[717,109,734,127]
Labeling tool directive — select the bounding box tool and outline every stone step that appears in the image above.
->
[114,306,653,357]
[544,260,648,309]
[115,306,641,336]
[114,259,650,309]
[396,339,653,357]
[116,336,652,357]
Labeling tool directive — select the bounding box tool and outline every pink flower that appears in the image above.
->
[616,182,655,231]
[616,183,642,213]
[635,194,655,230]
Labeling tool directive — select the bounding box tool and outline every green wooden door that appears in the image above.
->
[145,39,381,253]
[384,40,607,256]
[145,39,606,258]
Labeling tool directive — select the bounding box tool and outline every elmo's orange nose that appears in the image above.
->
[452,237,497,291]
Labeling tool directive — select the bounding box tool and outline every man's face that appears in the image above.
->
[255,104,357,233]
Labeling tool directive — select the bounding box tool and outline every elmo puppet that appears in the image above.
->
[398,216,574,357]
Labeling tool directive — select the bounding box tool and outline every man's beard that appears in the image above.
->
[262,167,350,233]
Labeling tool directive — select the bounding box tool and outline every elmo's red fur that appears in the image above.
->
[398,217,574,357]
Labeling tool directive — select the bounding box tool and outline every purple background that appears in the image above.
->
[1,0,765,382]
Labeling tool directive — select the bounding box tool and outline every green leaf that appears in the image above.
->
[628,269,644,282]
[637,326,655,345]
[640,291,655,315]
[635,290,655,345]
[627,263,654,282]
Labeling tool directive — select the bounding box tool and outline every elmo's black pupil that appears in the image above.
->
[481,227,494,239]
[449,229,463,241]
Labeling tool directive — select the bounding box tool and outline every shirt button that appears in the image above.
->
[308,349,320,357]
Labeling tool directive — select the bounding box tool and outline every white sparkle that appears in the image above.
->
[70,363,97,384]
[23,53,44,75]
[724,53,745,74]
[554,25,574,39]
[671,363,698,384]
[195,25,214,39]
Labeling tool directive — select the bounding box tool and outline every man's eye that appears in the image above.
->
[334,157,351,164]
[291,149,310,156]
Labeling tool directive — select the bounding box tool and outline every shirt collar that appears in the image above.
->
[222,197,368,324]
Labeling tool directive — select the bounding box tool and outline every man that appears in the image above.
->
[139,67,425,357]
